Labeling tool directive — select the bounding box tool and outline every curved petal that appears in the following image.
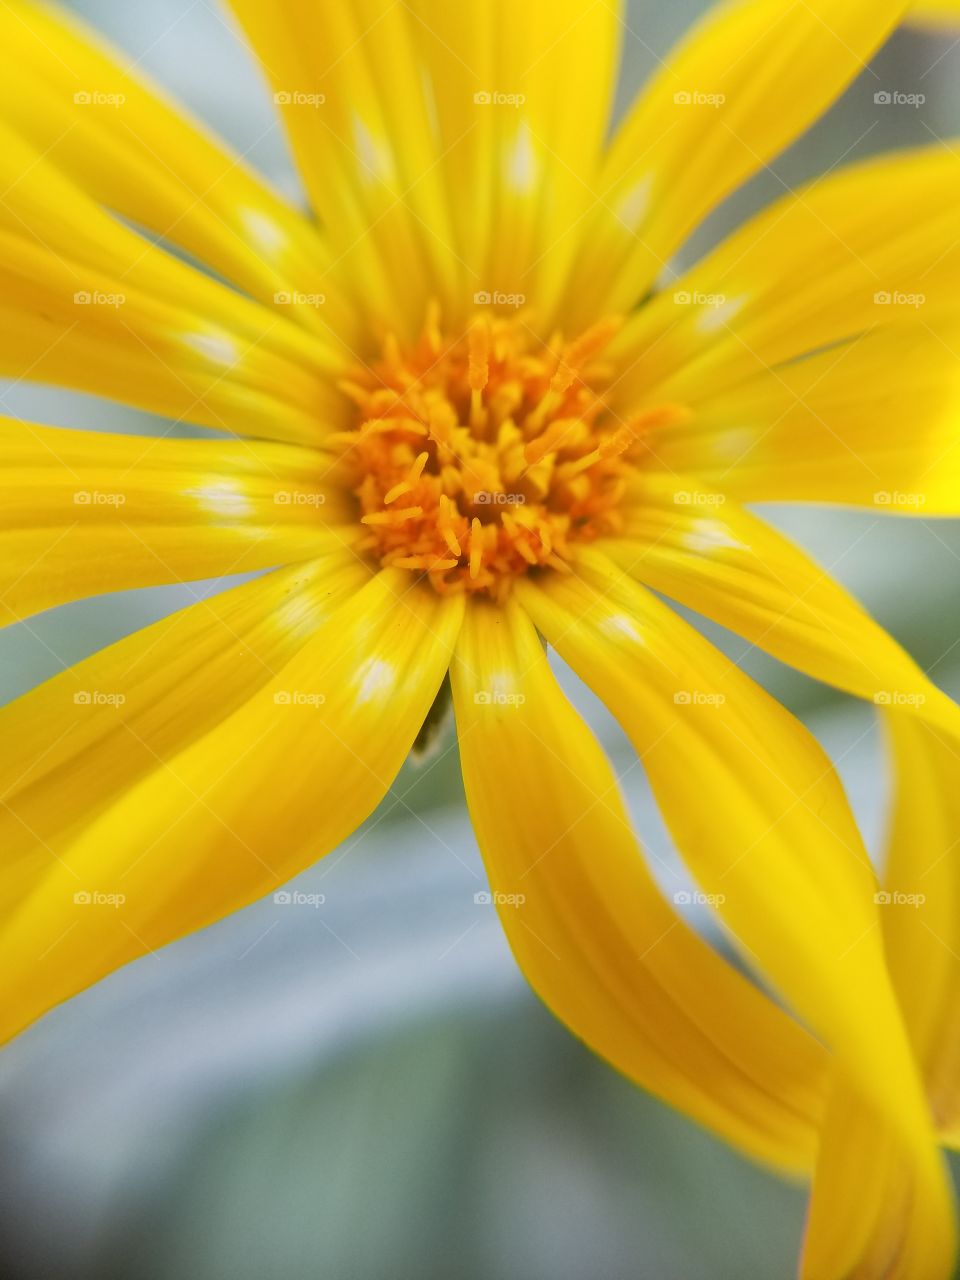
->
[0,555,371,871]
[609,144,960,411]
[0,127,345,440]
[0,420,356,623]
[626,325,960,513]
[516,552,956,1279]
[601,476,960,734]
[227,0,620,332]
[562,0,907,325]
[0,570,463,1043]
[0,122,346,388]
[880,712,960,1149]
[0,0,359,343]
[227,0,445,334]
[451,596,825,1172]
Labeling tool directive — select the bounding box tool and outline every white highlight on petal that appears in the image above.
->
[696,295,745,334]
[602,612,645,645]
[680,520,743,555]
[184,332,239,366]
[614,174,653,227]
[272,592,316,632]
[240,208,288,256]
[353,116,395,184]
[505,122,537,193]
[707,427,756,465]
[188,480,254,520]
[488,668,522,701]
[354,656,395,704]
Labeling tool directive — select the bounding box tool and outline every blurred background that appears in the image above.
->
[1,2,959,1277]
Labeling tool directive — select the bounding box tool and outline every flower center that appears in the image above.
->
[332,307,679,598]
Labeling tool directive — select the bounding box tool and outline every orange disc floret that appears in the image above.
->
[333,308,686,599]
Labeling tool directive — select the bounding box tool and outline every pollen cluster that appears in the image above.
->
[332,307,678,599]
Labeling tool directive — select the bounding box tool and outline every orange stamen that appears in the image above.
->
[336,308,683,598]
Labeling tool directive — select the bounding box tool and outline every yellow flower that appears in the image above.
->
[1,1,960,1274]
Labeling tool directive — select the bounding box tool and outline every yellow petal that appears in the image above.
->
[602,476,960,734]
[632,325,960,515]
[0,419,356,623]
[227,0,619,332]
[610,144,960,411]
[517,552,956,1279]
[0,570,463,1043]
[0,555,371,874]
[451,596,825,1171]
[0,131,344,441]
[0,0,359,344]
[908,0,960,26]
[227,0,447,335]
[799,704,960,1275]
[562,0,908,326]
[802,1070,946,1279]
[880,712,960,1149]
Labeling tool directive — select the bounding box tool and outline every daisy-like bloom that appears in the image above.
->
[3,1,960,1275]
